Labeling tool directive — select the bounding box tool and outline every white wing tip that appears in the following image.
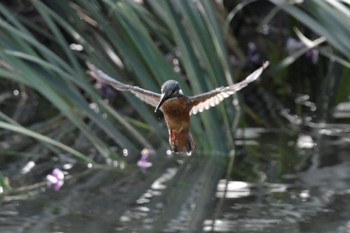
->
[245,61,270,83]
[262,61,270,69]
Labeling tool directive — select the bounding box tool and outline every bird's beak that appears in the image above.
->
[155,92,170,112]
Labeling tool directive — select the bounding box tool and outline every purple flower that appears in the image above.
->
[137,148,155,172]
[286,37,319,64]
[46,168,64,191]
[247,42,261,65]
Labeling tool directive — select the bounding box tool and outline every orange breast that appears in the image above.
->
[161,96,191,132]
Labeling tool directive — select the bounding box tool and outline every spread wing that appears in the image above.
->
[88,62,161,107]
[189,61,269,115]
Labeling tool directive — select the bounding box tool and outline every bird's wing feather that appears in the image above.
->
[88,63,161,107]
[189,61,269,115]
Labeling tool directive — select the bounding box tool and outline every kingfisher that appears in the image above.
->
[88,61,269,154]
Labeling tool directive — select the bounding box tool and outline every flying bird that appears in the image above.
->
[88,61,269,154]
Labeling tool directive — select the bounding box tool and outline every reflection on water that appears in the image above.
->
[215,180,288,199]
[115,167,178,232]
[204,219,282,232]
[205,179,318,232]
[2,129,350,232]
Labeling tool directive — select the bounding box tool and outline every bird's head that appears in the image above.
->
[155,80,182,112]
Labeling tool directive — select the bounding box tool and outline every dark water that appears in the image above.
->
[1,128,350,233]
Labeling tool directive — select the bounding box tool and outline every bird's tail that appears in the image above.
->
[185,133,195,154]
[170,131,195,154]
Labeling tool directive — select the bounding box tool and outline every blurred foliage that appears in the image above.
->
[0,0,349,176]
[1,0,350,231]
[0,171,9,193]
[0,0,253,165]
